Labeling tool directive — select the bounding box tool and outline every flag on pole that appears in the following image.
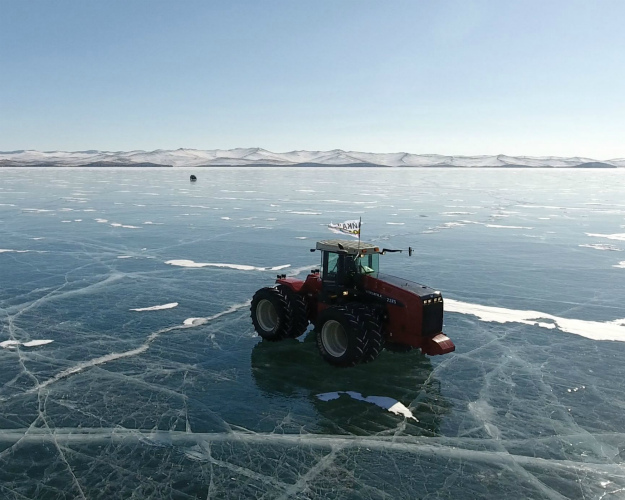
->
[328,219,361,238]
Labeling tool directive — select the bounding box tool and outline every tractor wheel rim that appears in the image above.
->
[257,299,278,331]
[321,320,348,357]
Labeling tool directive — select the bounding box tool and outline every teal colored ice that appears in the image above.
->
[1,167,624,499]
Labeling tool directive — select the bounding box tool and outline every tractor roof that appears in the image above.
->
[316,239,381,255]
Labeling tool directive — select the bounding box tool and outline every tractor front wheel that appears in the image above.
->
[251,287,290,341]
[316,306,366,367]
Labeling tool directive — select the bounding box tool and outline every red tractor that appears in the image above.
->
[250,239,455,367]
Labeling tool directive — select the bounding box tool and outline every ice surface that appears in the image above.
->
[1,167,625,499]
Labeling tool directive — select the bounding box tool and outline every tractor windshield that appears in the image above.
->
[354,253,379,277]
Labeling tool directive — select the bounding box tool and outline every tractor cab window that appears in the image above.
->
[354,253,379,277]
[323,251,340,279]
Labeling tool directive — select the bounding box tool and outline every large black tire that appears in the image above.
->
[250,287,290,341]
[359,308,385,364]
[277,285,309,338]
[316,305,367,367]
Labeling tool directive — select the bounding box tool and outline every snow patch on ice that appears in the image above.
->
[316,391,417,421]
[586,233,625,242]
[130,302,179,312]
[23,340,54,347]
[183,301,251,327]
[165,260,290,271]
[446,299,625,341]
[1,339,54,349]
[485,224,534,229]
[579,243,621,251]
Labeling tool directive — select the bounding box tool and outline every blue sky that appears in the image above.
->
[1,0,624,158]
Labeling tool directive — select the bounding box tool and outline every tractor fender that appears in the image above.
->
[275,277,305,293]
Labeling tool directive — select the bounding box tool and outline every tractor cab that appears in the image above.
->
[315,239,381,294]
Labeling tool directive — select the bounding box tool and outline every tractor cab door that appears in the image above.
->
[320,251,359,298]
[321,251,343,295]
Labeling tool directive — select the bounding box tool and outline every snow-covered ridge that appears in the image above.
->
[1,148,623,168]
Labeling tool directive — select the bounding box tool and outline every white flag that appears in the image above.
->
[328,219,361,238]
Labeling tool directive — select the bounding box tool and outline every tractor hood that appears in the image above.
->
[373,273,442,300]
[363,273,454,354]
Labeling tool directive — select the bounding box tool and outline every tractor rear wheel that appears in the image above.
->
[251,287,290,341]
[277,285,309,338]
[316,305,366,367]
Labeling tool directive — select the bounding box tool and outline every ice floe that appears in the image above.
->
[446,299,625,342]
[316,391,417,421]
[130,302,179,312]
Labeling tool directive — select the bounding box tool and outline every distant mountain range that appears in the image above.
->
[1,148,623,168]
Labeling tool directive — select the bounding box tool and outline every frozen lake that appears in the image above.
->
[1,167,625,499]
